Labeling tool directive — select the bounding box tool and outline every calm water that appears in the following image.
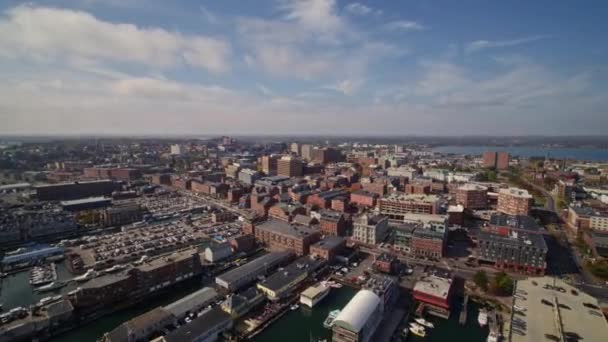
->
[253,286,357,342]
[408,300,487,342]
[434,145,608,161]
[52,279,202,342]
[253,286,488,342]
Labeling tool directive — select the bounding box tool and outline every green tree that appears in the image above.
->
[473,270,489,291]
[491,272,514,296]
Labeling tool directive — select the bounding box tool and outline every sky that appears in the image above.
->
[1,0,607,136]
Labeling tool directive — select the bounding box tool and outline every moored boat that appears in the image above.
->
[323,309,341,329]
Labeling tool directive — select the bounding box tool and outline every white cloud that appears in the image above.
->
[0,5,231,72]
[325,78,364,95]
[385,20,425,31]
[279,0,343,33]
[465,35,549,53]
[345,3,372,16]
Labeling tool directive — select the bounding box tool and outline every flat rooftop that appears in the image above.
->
[60,196,111,206]
[413,275,452,300]
[255,219,319,239]
[382,193,440,203]
[511,276,608,342]
[499,187,532,198]
[311,236,345,250]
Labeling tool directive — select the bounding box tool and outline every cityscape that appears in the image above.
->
[2,1,608,342]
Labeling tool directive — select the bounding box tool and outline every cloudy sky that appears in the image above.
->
[1,0,607,136]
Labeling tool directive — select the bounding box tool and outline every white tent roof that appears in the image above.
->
[334,289,380,333]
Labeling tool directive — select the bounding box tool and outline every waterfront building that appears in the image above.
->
[456,183,488,209]
[310,236,346,262]
[497,188,533,216]
[352,214,389,245]
[372,253,398,274]
[412,275,454,318]
[160,307,233,342]
[256,256,325,301]
[215,251,293,291]
[221,287,264,318]
[103,307,175,342]
[379,193,440,220]
[253,219,321,256]
[164,287,218,320]
[477,230,547,274]
[510,276,608,342]
[72,273,137,309]
[332,289,383,342]
[2,246,65,271]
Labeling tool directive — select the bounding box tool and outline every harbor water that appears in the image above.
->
[433,145,608,161]
[252,286,488,342]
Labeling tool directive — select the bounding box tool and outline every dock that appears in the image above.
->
[459,295,469,325]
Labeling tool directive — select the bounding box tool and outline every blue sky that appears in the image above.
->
[1,0,607,135]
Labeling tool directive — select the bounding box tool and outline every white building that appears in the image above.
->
[332,290,383,342]
[352,214,389,245]
[170,144,183,155]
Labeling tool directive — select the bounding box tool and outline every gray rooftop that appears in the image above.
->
[216,251,293,284]
[163,307,231,342]
[255,219,319,239]
[511,276,608,342]
[164,287,218,318]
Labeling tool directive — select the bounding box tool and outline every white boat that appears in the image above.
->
[35,281,66,293]
[487,331,499,342]
[290,304,299,311]
[409,323,426,337]
[323,309,341,329]
[402,327,409,338]
[478,310,488,326]
[415,317,435,328]
[300,283,331,308]
[74,269,97,282]
[513,305,526,312]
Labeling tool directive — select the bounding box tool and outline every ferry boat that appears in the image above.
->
[35,281,66,293]
[323,309,341,329]
[409,323,426,337]
[487,331,499,342]
[478,309,488,326]
[415,317,435,328]
[74,269,97,282]
[300,283,331,308]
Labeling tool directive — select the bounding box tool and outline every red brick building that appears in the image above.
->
[405,183,431,195]
[319,210,348,236]
[350,190,378,208]
[253,219,321,256]
[310,236,345,262]
[456,184,488,209]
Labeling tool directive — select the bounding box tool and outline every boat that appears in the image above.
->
[402,327,409,339]
[105,264,126,273]
[74,269,97,282]
[323,309,341,329]
[487,331,499,342]
[513,305,526,312]
[35,281,66,293]
[415,317,435,328]
[478,309,488,326]
[409,323,426,337]
[300,283,331,308]
[290,304,299,311]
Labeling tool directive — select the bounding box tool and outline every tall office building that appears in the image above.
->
[261,155,279,176]
[483,151,510,170]
[277,156,303,177]
[300,144,313,161]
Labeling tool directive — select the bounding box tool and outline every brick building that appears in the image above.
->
[277,156,303,177]
[456,184,488,210]
[253,219,321,256]
[310,236,346,262]
[379,193,440,220]
[319,210,348,236]
[497,187,533,216]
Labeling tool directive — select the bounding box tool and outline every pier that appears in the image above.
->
[459,295,469,325]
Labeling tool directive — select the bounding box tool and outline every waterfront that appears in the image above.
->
[51,278,203,342]
[252,285,488,342]
[434,145,608,161]
[408,301,488,342]
[252,286,357,342]
[0,261,77,310]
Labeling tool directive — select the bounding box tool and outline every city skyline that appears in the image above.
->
[1,0,607,135]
